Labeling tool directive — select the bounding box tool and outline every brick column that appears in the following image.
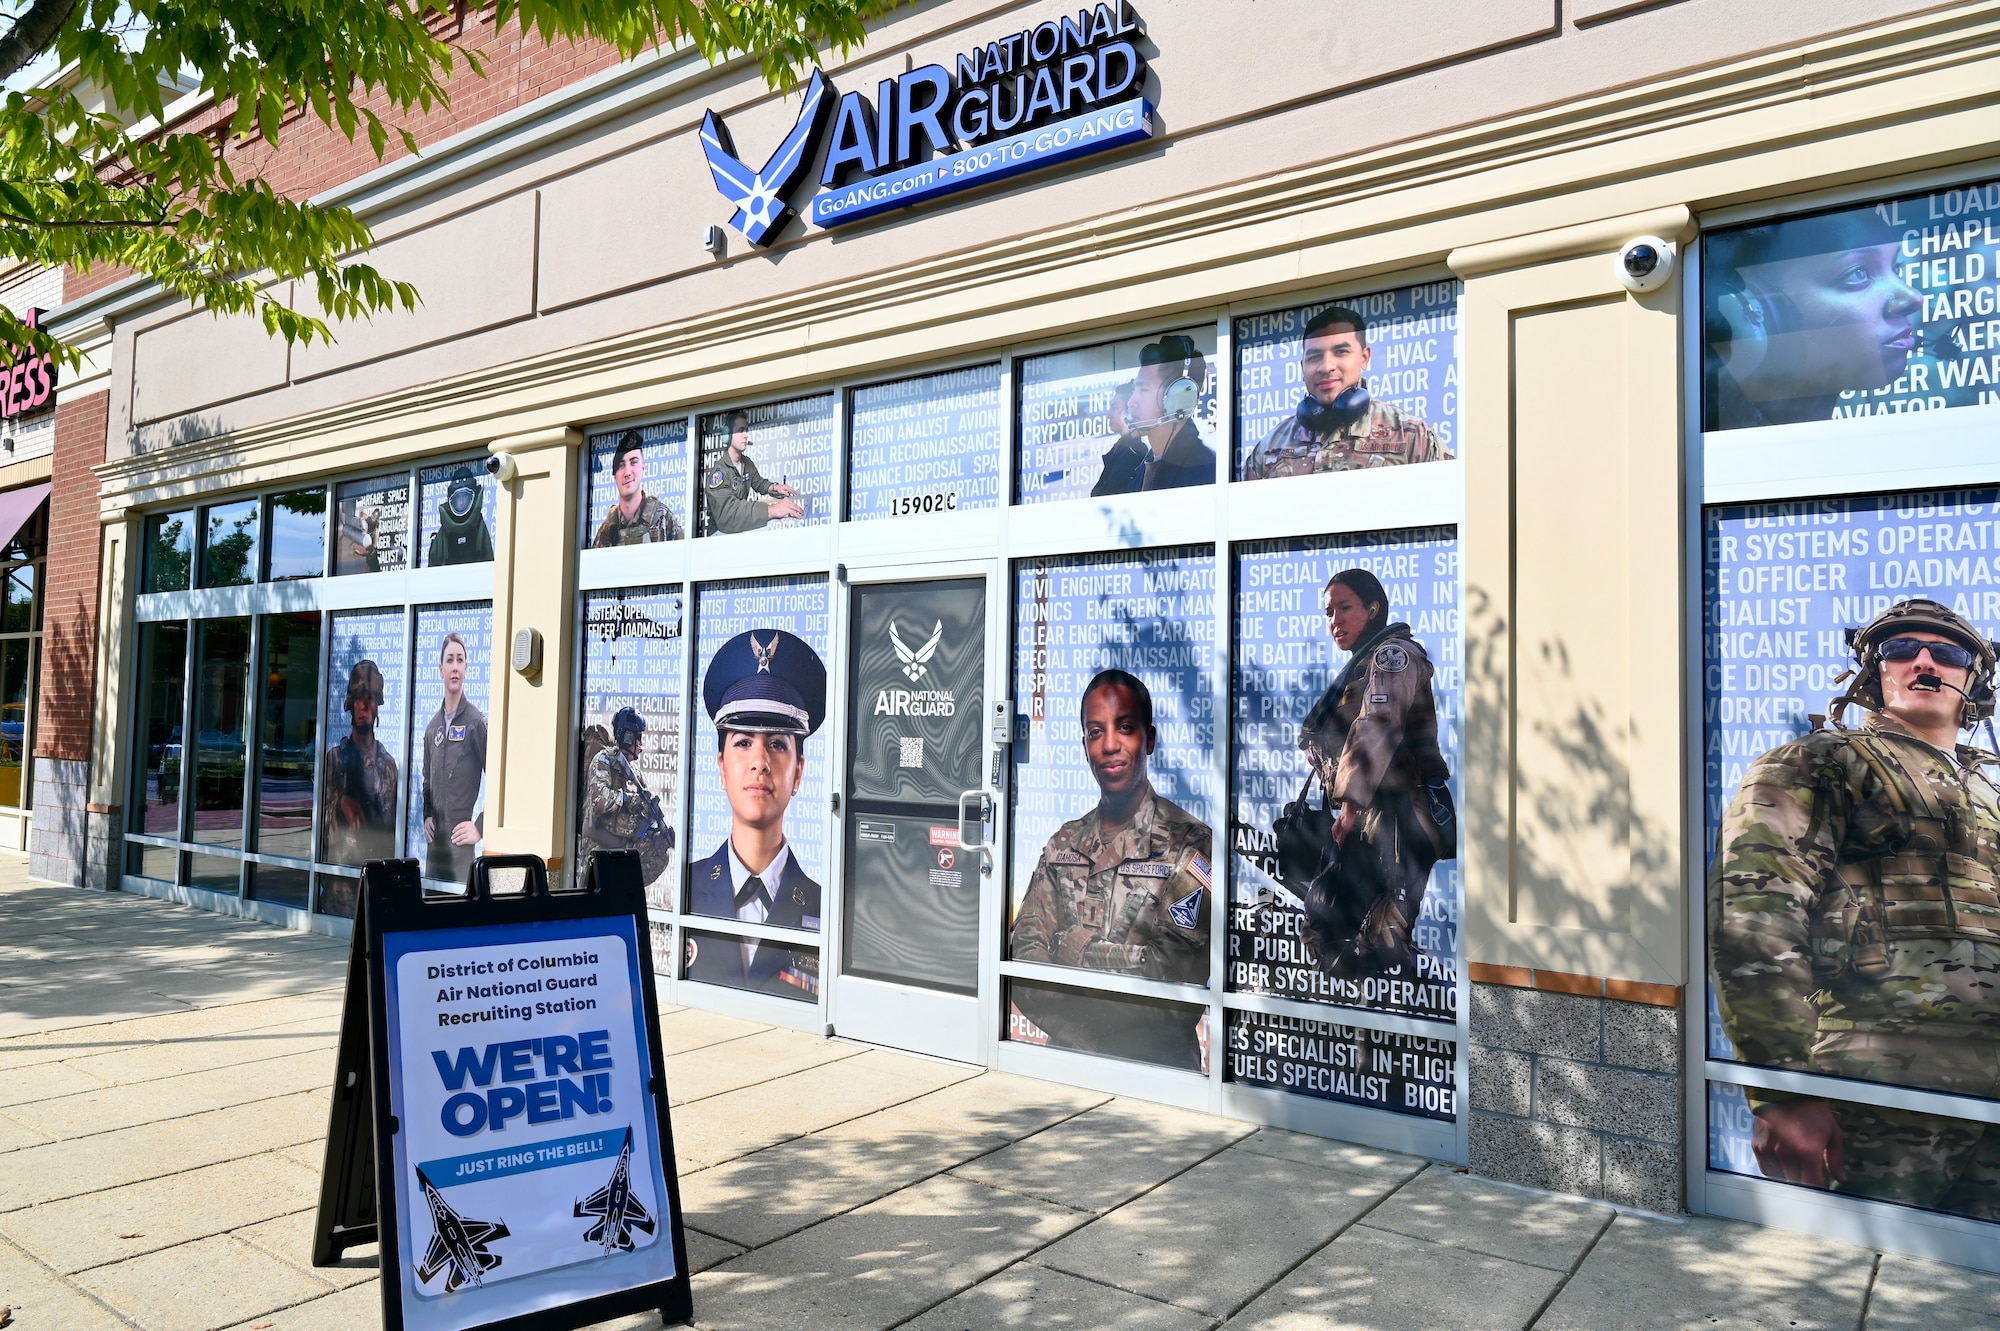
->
[28,390,107,887]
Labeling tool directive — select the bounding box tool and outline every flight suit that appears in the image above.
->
[592,494,683,546]
[1711,708,2000,1218]
[421,697,487,885]
[1245,398,1448,479]
[703,453,783,534]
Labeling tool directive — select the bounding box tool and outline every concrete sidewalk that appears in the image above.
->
[3,864,1997,1330]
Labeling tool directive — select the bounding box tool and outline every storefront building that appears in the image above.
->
[37,0,2000,1273]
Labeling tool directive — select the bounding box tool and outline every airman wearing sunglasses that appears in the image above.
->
[1711,597,2000,1220]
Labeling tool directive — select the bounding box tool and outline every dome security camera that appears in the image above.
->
[1616,236,1677,294]
[485,452,518,485]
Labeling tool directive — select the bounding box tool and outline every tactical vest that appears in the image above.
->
[1812,730,2000,985]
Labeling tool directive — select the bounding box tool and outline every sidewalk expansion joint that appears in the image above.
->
[1521,1202,1618,1328]
[1854,1251,1883,1331]
[0,1218,146,1329]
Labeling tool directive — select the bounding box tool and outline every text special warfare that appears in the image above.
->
[700,2,1152,244]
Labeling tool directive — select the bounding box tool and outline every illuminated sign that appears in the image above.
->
[700,3,1154,245]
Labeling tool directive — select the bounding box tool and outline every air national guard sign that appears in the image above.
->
[701,2,1155,244]
[313,853,691,1331]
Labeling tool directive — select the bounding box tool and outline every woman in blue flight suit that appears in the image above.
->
[684,628,827,998]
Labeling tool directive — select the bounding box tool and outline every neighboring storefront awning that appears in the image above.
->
[0,483,49,553]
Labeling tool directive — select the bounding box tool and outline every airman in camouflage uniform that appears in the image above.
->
[1012,785,1214,982]
[1244,303,1450,480]
[1711,597,2000,1218]
[1288,569,1453,975]
[593,430,683,546]
[578,708,674,891]
[320,659,400,877]
[594,494,681,546]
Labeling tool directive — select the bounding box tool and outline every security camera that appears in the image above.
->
[1616,236,1676,294]
[485,452,518,485]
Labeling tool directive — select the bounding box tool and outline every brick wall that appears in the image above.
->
[66,7,627,303]
[38,390,107,763]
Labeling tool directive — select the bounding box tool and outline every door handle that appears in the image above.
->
[957,788,996,876]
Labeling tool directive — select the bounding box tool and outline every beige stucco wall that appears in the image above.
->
[83,1,2000,984]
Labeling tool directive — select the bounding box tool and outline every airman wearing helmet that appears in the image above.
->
[318,658,401,913]
[1710,596,2000,1218]
[578,704,674,896]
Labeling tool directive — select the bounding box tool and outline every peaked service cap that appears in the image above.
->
[703,629,826,737]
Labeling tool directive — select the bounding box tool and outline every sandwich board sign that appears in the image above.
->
[313,852,692,1330]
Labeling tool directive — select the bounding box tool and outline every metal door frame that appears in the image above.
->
[825,555,1006,1067]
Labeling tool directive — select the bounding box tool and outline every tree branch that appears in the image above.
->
[0,0,84,82]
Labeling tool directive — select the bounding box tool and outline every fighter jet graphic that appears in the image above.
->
[699,69,834,247]
[413,1166,510,1293]
[574,1128,656,1254]
[890,620,944,682]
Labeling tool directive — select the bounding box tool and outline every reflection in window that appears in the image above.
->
[317,870,359,919]
[2,563,35,633]
[681,928,818,1002]
[190,617,251,849]
[248,862,312,911]
[199,501,260,588]
[133,621,188,837]
[126,841,179,882]
[143,511,193,593]
[188,853,241,894]
[0,639,29,808]
[254,613,320,860]
[265,489,327,580]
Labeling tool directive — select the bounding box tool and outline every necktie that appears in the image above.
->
[734,875,770,913]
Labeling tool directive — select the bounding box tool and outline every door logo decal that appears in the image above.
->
[890,619,944,682]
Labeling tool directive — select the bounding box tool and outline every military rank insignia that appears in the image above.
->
[1169,888,1205,930]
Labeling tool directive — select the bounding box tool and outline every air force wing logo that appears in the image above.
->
[700,70,835,247]
[890,619,944,682]
[413,1166,510,1293]
[575,1127,657,1254]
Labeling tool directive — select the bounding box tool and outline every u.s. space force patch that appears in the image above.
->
[1168,888,1205,930]
[1119,860,1174,878]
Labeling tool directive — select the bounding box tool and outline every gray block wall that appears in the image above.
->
[27,757,87,887]
[1467,982,1683,1214]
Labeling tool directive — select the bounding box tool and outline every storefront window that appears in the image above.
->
[1015,326,1219,505]
[694,396,836,536]
[317,607,410,914]
[847,364,1004,520]
[1233,280,1461,481]
[189,617,251,847]
[199,500,260,588]
[1227,528,1462,1025]
[583,423,689,548]
[408,603,492,890]
[1702,483,2000,1223]
[1008,978,1208,1072]
[143,510,194,593]
[1007,546,1217,1066]
[334,474,411,574]
[132,621,188,839]
[576,586,684,916]
[2,563,34,633]
[0,638,29,808]
[417,462,496,567]
[264,489,327,580]
[252,612,320,860]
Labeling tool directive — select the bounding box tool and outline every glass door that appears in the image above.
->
[833,567,1000,1063]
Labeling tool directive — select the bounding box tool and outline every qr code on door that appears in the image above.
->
[898,737,924,768]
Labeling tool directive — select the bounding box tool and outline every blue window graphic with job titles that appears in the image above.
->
[847,364,1004,521]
